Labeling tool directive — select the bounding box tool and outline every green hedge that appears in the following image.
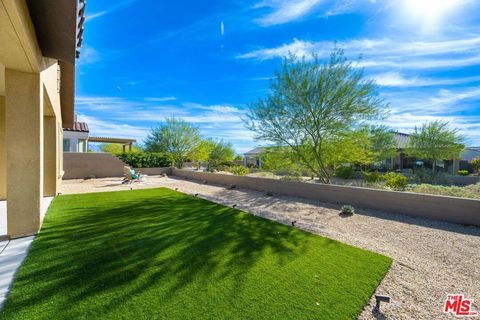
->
[117,152,173,168]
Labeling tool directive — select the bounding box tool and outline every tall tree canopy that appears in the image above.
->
[144,117,201,168]
[406,121,465,179]
[207,139,235,170]
[245,48,389,183]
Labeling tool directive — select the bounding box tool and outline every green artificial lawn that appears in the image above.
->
[1,188,391,320]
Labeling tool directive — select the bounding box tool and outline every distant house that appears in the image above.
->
[391,132,478,173]
[243,147,266,167]
[243,132,479,174]
[63,118,136,153]
[63,121,89,152]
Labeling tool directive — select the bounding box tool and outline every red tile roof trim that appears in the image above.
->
[64,121,89,132]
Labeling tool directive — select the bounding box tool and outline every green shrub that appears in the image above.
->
[458,170,469,176]
[340,205,355,216]
[117,152,173,168]
[228,165,249,176]
[383,172,408,191]
[363,171,381,183]
[335,166,355,179]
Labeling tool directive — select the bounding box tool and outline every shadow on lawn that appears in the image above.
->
[3,189,309,316]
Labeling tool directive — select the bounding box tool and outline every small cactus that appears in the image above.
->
[341,205,355,216]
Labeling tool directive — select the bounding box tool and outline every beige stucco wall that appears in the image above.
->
[5,69,43,237]
[172,169,480,227]
[63,153,128,180]
[0,96,5,200]
[44,116,58,196]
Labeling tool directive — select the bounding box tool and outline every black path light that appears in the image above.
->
[194,193,199,197]
[374,294,391,311]
[232,204,237,208]
[291,220,297,227]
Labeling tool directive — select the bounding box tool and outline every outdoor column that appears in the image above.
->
[43,116,57,196]
[0,96,6,200]
[5,69,43,238]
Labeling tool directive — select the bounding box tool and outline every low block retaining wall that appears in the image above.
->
[63,153,126,179]
[171,169,480,227]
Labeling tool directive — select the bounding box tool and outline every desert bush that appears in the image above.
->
[383,172,408,190]
[363,171,382,183]
[457,170,469,176]
[335,166,355,180]
[341,205,355,216]
[228,165,249,176]
[118,152,173,168]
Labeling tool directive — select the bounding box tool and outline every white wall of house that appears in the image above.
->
[63,131,88,152]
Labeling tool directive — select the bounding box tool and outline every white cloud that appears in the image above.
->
[77,46,101,66]
[75,96,254,152]
[85,0,139,22]
[373,72,480,87]
[77,114,150,141]
[255,0,325,26]
[237,36,480,71]
[144,97,177,102]
[238,39,316,60]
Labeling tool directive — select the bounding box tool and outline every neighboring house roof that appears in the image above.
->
[64,122,89,133]
[393,132,411,149]
[461,147,480,161]
[244,147,266,156]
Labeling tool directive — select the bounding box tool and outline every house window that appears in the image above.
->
[63,139,71,152]
[78,139,87,153]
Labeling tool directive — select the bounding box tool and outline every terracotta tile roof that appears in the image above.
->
[64,121,89,132]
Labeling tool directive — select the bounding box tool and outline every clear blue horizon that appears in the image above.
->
[76,0,480,154]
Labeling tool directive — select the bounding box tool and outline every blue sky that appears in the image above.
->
[76,0,480,154]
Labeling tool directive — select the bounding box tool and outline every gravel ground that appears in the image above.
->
[62,175,480,319]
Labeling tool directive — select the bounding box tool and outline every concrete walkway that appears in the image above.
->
[0,197,53,310]
[0,236,35,309]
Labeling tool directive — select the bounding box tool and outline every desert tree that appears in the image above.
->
[245,48,388,183]
[206,139,235,171]
[144,117,201,168]
[406,121,465,180]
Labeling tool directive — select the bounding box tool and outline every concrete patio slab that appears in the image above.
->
[0,236,35,310]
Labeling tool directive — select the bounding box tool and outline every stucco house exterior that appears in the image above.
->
[62,118,137,153]
[0,0,85,238]
[63,120,89,152]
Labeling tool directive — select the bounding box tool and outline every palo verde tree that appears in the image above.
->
[206,139,235,171]
[406,121,465,180]
[245,48,388,183]
[144,117,201,168]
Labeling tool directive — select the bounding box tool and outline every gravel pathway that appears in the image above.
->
[62,176,480,319]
